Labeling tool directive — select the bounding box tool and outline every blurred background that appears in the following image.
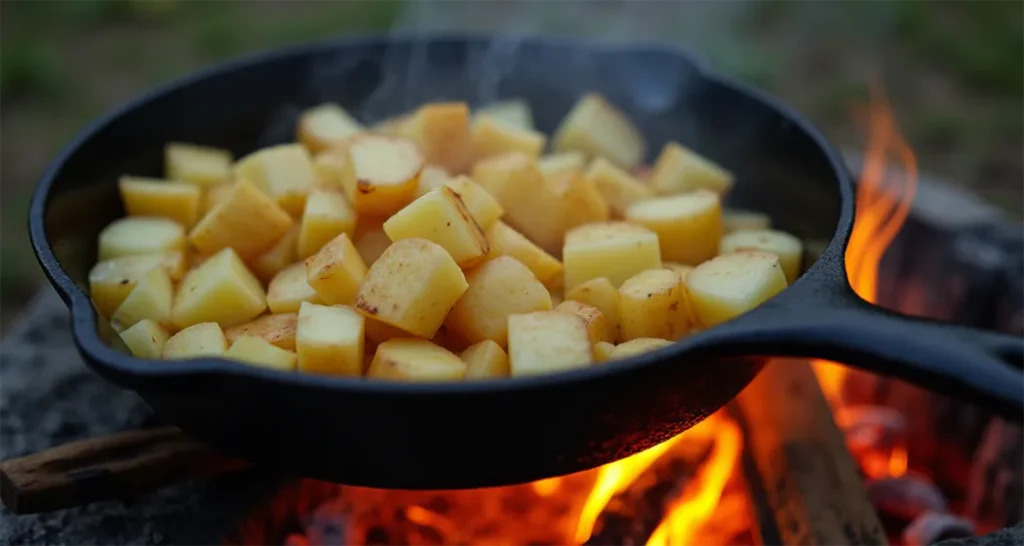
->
[1,0,1021,330]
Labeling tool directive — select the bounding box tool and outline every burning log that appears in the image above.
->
[867,475,947,523]
[903,512,975,546]
[966,419,1024,531]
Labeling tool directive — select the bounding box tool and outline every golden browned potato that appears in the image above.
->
[297,188,356,259]
[562,222,662,290]
[163,322,228,359]
[594,340,616,362]
[723,208,772,233]
[364,315,411,346]
[224,336,297,371]
[482,221,563,286]
[650,141,733,196]
[203,182,233,215]
[296,302,365,376]
[553,93,645,169]
[111,267,174,331]
[609,337,673,360]
[625,189,723,266]
[383,186,489,268]
[312,149,346,190]
[582,157,654,218]
[415,164,451,197]
[555,300,612,344]
[172,248,266,329]
[267,262,324,313]
[719,229,803,283]
[339,134,423,217]
[188,178,293,259]
[685,251,788,327]
[401,102,474,174]
[549,166,610,229]
[507,311,593,376]
[165,142,232,188]
[474,99,533,129]
[89,252,185,317]
[538,151,586,180]
[119,319,171,359]
[234,143,317,216]
[297,103,364,153]
[470,115,546,160]
[460,339,510,379]
[98,217,186,261]
[119,176,202,228]
[471,152,564,254]
[565,277,621,343]
[224,313,297,351]
[355,238,468,338]
[446,256,553,347]
[250,225,299,283]
[368,338,467,381]
[618,268,689,341]
[443,175,504,230]
[304,233,368,305]
[353,220,391,266]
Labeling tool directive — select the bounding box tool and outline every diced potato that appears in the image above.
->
[663,263,695,279]
[609,337,673,360]
[565,277,621,343]
[297,103,364,153]
[353,220,391,266]
[111,267,174,331]
[172,247,266,329]
[188,178,293,259]
[250,225,299,283]
[312,149,346,190]
[724,209,772,233]
[165,143,232,188]
[562,222,662,290]
[234,143,317,216]
[443,175,503,230]
[474,99,533,130]
[685,251,788,327]
[339,134,423,217]
[555,300,612,344]
[296,302,364,376]
[225,313,298,351]
[368,339,466,382]
[401,102,474,174]
[625,189,723,266]
[267,262,323,313]
[98,217,186,261]
[651,142,734,196]
[119,176,202,228]
[89,252,185,317]
[594,340,616,362]
[618,269,689,341]
[224,336,297,371]
[508,311,593,377]
[538,151,586,180]
[383,186,489,268]
[460,340,510,379]
[719,229,803,283]
[162,322,227,359]
[305,233,367,305]
[446,256,553,347]
[416,164,451,196]
[471,115,546,160]
[371,113,412,137]
[482,221,562,285]
[472,152,564,254]
[549,167,610,229]
[583,157,654,218]
[203,182,232,215]
[119,319,171,359]
[297,189,356,259]
[355,239,468,338]
[553,93,645,169]
[365,315,412,345]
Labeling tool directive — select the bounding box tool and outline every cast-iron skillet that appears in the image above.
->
[29,34,1024,489]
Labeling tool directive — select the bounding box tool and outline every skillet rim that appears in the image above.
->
[28,31,856,394]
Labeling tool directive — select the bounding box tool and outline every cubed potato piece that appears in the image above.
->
[203,182,233,215]
[471,115,546,160]
[555,300,612,344]
[312,149,346,190]
[89,252,185,317]
[250,225,299,283]
[383,186,489,268]
[368,338,466,382]
[353,220,391,266]
[338,134,423,217]
[474,99,533,130]
[189,178,293,259]
[365,315,412,345]
[651,142,734,196]
[553,93,645,169]
[618,269,689,341]
[225,313,297,351]
[719,229,803,283]
[355,238,468,338]
[119,319,171,359]
[297,189,356,259]
[609,337,673,360]
[538,151,586,180]
[625,189,723,266]
[172,248,266,329]
[111,267,174,331]
[565,277,621,343]
[162,322,227,359]
[119,176,202,228]
[402,102,474,174]
[224,336,297,371]
[482,221,562,285]
[508,311,593,376]
[443,175,504,230]
[663,263,695,279]
[98,217,186,261]
[562,222,662,290]
[446,256,553,347]
[165,143,232,188]
[472,152,564,254]
[296,302,365,376]
[305,233,367,305]
[267,262,324,313]
[460,340,510,379]
[416,164,451,197]
[234,144,317,216]
[686,251,788,327]
[724,208,772,233]
[549,167,610,229]
[583,157,654,218]
[297,103,364,153]
[594,340,616,362]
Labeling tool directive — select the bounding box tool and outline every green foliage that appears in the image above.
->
[0,41,66,99]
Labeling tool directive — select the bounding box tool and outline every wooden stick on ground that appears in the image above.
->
[731,358,889,546]
[0,426,248,514]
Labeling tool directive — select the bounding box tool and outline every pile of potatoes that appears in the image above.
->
[89,93,802,381]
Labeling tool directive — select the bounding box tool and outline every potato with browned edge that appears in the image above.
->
[339,134,423,217]
[508,311,593,377]
[368,338,466,382]
[446,256,552,347]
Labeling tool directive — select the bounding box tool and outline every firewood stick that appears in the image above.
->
[0,426,248,514]
[731,359,889,546]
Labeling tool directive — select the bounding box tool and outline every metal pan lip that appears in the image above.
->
[29,31,855,395]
